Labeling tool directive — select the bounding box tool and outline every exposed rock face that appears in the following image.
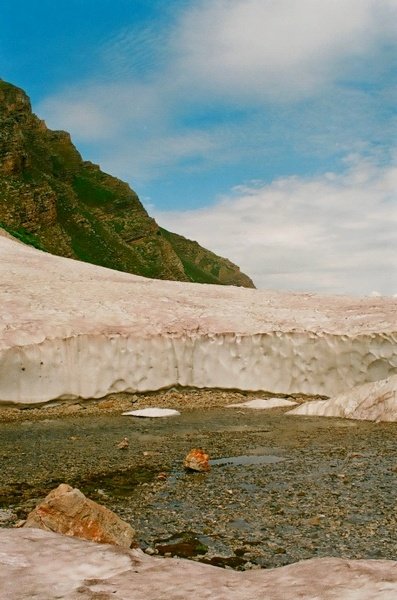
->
[1,529,397,599]
[288,375,397,422]
[23,484,136,548]
[0,79,254,287]
[160,228,255,287]
[0,232,396,404]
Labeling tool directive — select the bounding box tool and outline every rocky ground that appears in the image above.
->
[0,388,396,571]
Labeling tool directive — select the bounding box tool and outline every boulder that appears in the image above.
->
[288,375,397,422]
[184,448,211,472]
[23,483,136,548]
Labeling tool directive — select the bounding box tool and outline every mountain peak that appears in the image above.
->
[0,79,255,288]
[0,80,31,116]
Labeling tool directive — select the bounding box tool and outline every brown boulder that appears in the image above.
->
[23,483,135,548]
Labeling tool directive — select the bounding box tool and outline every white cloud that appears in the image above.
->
[35,0,397,183]
[39,80,168,142]
[173,0,397,101]
[95,130,217,182]
[153,157,397,296]
[40,97,115,140]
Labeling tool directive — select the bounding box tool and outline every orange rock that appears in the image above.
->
[23,483,136,548]
[183,448,211,472]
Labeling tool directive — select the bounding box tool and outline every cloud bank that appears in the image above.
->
[173,0,397,101]
[154,157,397,296]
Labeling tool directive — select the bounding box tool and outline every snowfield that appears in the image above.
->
[0,231,396,404]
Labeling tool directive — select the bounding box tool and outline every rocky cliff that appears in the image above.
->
[0,80,254,287]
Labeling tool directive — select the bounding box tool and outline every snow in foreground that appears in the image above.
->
[0,529,396,600]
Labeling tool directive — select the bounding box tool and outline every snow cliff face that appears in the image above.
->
[288,375,397,421]
[0,233,396,404]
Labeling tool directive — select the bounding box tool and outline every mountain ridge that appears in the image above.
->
[0,79,254,288]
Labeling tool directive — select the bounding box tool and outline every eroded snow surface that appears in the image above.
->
[0,233,396,404]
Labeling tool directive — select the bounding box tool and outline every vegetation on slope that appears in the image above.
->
[0,80,254,287]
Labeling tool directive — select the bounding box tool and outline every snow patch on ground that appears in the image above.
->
[122,408,181,418]
[227,398,298,409]
[288,375,397,422]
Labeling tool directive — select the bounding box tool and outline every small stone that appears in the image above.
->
[307,516,322,526]
[14,519,26,528]
[98,399,117,410]
[183,448,211,472]
[116,437,129,449]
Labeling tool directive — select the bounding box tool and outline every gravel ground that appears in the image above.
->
[0,388,396,570]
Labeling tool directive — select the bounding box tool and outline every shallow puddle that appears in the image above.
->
[210,454,285,466]
[0,467,158,509]
[154,532,208,558]
[153,531,249,569]
[77,467,157,500]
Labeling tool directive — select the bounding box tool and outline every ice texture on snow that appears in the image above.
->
[288,375,397,421]
[0,233,396,404]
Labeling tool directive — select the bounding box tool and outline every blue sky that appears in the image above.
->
[1,0,396,295]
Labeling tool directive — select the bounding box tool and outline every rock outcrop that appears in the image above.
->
[0,79,254,287]
[1,528,396,599]
[0,232,396,404]
[23,484,136,548]
[288,375,397,422]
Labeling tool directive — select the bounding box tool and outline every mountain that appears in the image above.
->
[0,80,254,288]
